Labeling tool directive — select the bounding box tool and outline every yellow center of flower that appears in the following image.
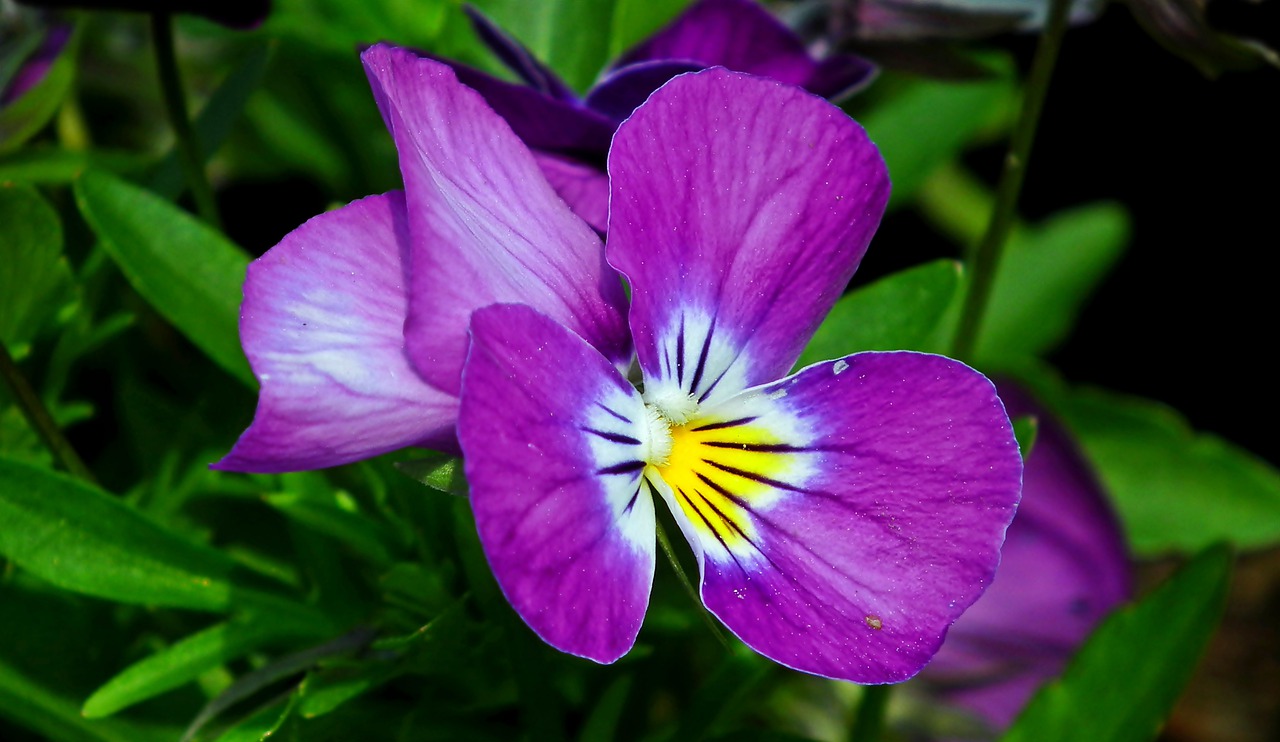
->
[642,406,799,555]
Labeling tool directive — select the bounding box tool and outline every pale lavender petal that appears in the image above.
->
[459,304,656,663]
[214,193,456,473]
[532,151,610,233]
[584,60,704,122]
[361,44,630,395]
[647,352,1021,683]
[462,5,577,101]
[608,68,889,407]
[923,381,1131,729]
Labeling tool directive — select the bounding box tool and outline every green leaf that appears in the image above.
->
[854,63,1015,209]
[0,183,73,354]
[607,0,692,59]
[1001,544,1232,742]
[213,693,298,742]
[0,147,146,184]
[977,202,1129,366]
[0,458,317,626]
[1011,414,1039,461]
[796,260,962,369]
[263,491,397,568]
[150,41,272,199]
[0,657,178,742]
[295,661,398,719]
[73,169,254,386]
[82,614,315,719]
[395,454,469,497]
[1053,386,1280,553]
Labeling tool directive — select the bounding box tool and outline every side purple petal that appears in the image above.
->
[922,381,1131,729]
[683,352,1022,683]
[608,68,889,405]
[532,151,611,233]
[459,304,657,663]
[584,60,705,122]
[461,5,578,102]
[361,44,631,395]
[213,193,457,473]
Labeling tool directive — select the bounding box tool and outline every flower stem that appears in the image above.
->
[655,520,731,650]
[950,0,1074,361]
[848,684,892,742]
[0,341,96,485]
[150,12,221,228]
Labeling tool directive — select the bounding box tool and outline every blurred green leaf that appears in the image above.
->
[0,27,77,153]
[0,458,318,626]
[0,148,146,184]
[577,675,632,742]
[0,183,73,354]
[295,662,398,720]
[264,491,397,568]
[1052,386,1280,553]
[607,0,691,59]
[855,64,1014,209]
[213,693,297,742]
[151,41,273,199]
[1011,414,1038,460]
[395,454,468,497]
[1002,544,1231,742]
[978,203,1129,366]
[83,614,313,719]
[73,169,254,387]
[796,259,962,369]
[0,657,177,742]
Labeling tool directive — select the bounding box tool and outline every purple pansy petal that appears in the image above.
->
[608,68,889,406]
[437,58,616,155]
[460,304,657,663]
[615,0,814,86]
[361,44,630,395]
[584,59,705,122]
[648,352,1021,683]
[924,382,1130,728]
[462,5,578,102]
[532,151,611,233]
[804,53,879,100]
[214,193,456,473]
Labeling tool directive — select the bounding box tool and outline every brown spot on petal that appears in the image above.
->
[865,614,883,630]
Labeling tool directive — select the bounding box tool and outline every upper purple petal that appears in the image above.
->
[613,0,874,97]
[459,304,656,663]
[531,151,611,234]
[653,351,1022,683]
[214,192,456,473]
[607,68,890,406]
[360,44,631,395]
[922,381,1131,728]
[584,59,705,122]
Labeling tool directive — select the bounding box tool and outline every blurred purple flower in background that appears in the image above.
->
[439,0,876,229]
[0,9,73,150]
[917,381,1131,734]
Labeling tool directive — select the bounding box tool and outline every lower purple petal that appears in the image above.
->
[653,352,1021,683]
[459,304,656,663]
[214,193,456,473]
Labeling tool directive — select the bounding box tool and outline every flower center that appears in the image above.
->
[639,404,675,467]
[643,387,700,426]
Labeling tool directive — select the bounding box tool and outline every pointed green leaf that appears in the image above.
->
[978,202,1130,366]
[477,0,616,92]
[395,454,468,497]
[855,63,1015,209]
[73,169,253,386]
[796,260,962,369]
[0,657,178,742]
[0,183,73,353]
[607,0,691,59]
[1054,386,1280,553]
[0,147,146,184]
[1001,544,1232,742]
[83,614,315,719]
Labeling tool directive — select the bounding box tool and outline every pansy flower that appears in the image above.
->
[214,43,1021,682]
[917,382,1130,730]
[438,0,875,229]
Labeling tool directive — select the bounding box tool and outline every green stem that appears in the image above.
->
[848,684,892,742]
[950,0,1074,361]
[0,342,96,485]
[150,12,221,228]
[655,520,731,650]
